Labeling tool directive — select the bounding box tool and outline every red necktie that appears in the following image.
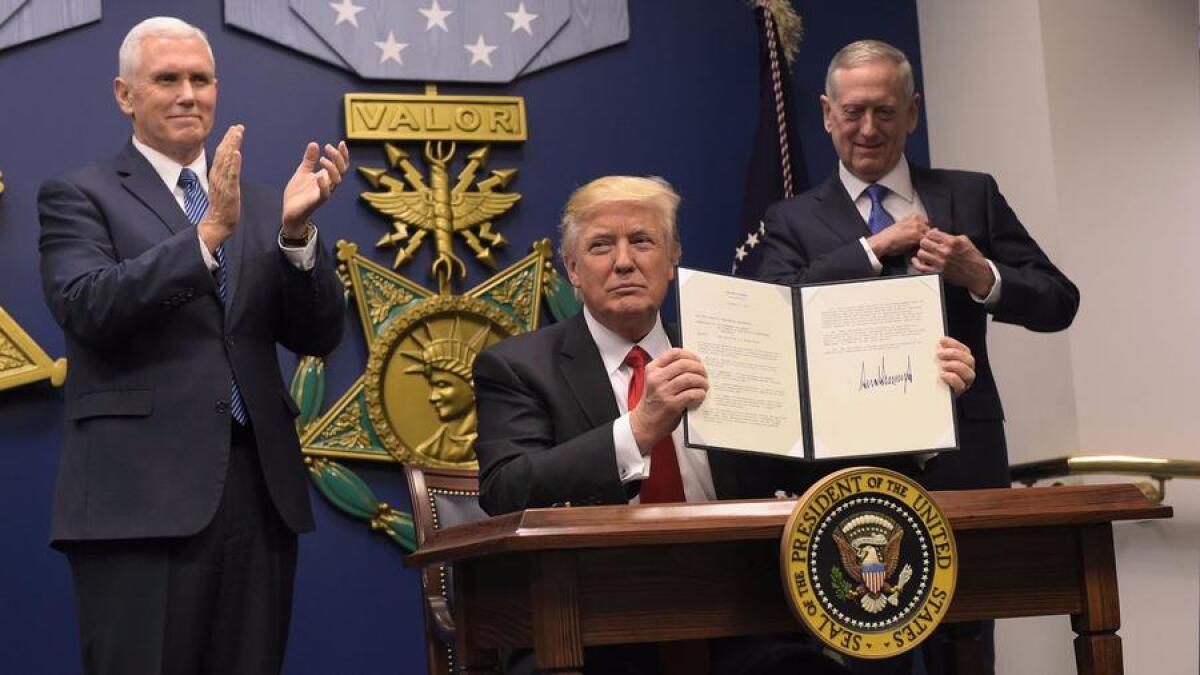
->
[624,346,686,503]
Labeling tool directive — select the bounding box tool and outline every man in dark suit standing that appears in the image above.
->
[758,40,1079,493]
[757,40,1079,674]
[38,16,347,674]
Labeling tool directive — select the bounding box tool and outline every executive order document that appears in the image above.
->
[676,267,957,461]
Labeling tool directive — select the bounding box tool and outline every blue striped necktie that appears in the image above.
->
[865,183,894,234]
[178,168,248,425]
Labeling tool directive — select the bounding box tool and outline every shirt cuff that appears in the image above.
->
[198,233,218,272]
[612,413,648,484]
[859,237,883,274]
[970,259,1002,306]
[279,224,319,271]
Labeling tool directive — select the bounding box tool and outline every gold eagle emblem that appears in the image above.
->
[832,512,913,613]
[359,141,519,294]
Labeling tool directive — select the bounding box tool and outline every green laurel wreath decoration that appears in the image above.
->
[292,355,417,552]
[831,565,855,601]
[541,264,582,322]
[305,456,418,551]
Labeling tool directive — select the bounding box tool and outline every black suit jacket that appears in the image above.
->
[473,312,775,515]
[757,166,1079,489]
[38,142,344,543]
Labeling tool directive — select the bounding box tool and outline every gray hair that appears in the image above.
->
[824,39,914,104]
[559,175,681,263]
[118,17,213,79]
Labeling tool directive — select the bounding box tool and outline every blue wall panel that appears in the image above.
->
[0,1,926,672]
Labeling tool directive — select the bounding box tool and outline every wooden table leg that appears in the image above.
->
[455,562,500,674]
[1074,634,1123,675]
[531,550,584,674]
[1071,524,1123,675]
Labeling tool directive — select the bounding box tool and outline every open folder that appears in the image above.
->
[676,267,958,462]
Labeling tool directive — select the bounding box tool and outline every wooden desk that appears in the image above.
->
[407,484,1171,674]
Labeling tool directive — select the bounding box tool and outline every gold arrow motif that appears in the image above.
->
[359,142,518,295]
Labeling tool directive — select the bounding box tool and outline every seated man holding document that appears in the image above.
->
[473,174,977,674]
[474,174,976,516]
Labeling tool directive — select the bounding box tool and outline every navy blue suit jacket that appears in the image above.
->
[38,141,344,543]
[757,167,1079,489]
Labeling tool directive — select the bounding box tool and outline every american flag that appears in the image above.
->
[732,0,807,277]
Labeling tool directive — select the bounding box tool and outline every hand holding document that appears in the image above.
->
[676,268,957,461]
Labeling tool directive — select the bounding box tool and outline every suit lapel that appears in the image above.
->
[115,142,193,236]
[812,172,870,242]
[912,166,954,234]
[557,314,749,500]
[558,313,621,428]
[116,142,249,316]
[664,322,680,348]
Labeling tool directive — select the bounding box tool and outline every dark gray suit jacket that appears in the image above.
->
[38,141,344,543]
[757,166,1079,489]
[474,312,789,515]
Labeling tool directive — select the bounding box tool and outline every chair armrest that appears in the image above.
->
[427,594,456,643]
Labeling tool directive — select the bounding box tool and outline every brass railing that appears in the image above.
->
[1011,455,1200,503]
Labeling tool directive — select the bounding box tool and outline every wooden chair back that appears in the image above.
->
[404,465,489,675]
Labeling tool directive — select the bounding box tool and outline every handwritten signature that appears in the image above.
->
[859,356,914,393]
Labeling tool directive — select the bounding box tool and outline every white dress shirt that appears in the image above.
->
[581,307,717,504]
[840,155,1001,306]
[130,135,317,272]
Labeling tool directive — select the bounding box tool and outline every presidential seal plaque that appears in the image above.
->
[781,467,957,659]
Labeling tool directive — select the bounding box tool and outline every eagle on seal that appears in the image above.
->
[833,525,903,597]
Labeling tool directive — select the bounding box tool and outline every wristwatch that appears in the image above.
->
[279,223,315,248]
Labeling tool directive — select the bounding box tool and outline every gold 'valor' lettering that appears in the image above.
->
[346,94,527,143]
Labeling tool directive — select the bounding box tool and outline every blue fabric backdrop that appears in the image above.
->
[0,1,927,671]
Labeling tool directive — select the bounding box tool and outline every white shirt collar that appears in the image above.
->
[582,306,672,376]
[838,154,915,204]
[130,135,208,195]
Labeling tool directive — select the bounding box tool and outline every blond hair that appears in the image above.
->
[559,175,681,261]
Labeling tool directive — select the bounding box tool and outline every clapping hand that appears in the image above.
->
[281,141,349,236]
[198,124,244,252]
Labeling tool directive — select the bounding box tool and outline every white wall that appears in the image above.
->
[917,0,1079,464]
[916,0,1200,673]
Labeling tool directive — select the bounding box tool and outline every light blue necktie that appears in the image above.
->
[865,183,894,235]
[178,168,248,426]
